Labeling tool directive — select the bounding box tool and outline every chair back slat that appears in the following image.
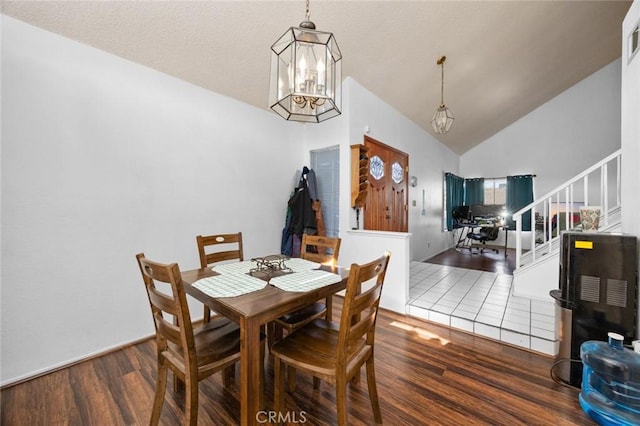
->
[205,250,243,265]
[197,233,244,268]
[301,234,341,265]
[337,253,390,360]
[155,313,183,346]
[345,285,383,348]
[346,312,376,347]
[147,286,179,316]
[351,284,383,316]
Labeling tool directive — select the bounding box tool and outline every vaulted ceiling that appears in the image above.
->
[1,1,631,154]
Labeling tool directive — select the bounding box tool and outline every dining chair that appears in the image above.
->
[196,232,244,323]
[136,253,263,426]
[269,234,342,348]
[271,252,391,426]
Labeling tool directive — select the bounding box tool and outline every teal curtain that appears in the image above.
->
[506,175,534,231]
[445,173,465,231]
[464,178,484,206]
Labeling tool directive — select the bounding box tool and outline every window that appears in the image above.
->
[484,178,507,205]
[310,146,340,238]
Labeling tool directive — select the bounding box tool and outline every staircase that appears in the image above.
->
[511,149,623,300]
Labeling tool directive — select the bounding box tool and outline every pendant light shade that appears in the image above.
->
[431,56,454,134]
[432,105,455,134]
[269,1,342,123]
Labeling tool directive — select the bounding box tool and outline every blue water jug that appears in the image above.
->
[579,332,640,425]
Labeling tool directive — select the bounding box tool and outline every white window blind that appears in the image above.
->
[310,146,340,238]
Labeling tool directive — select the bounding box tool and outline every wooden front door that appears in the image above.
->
[363,136,408,232]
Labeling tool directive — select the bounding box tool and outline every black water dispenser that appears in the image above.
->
[550,231,638,388]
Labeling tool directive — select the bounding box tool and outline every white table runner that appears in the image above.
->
[192,274,267,298]
[284,258,321,272]
[211,260,255,275]
[197,258,339,296]
[269,269,342,292]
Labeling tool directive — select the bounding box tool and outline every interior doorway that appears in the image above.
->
[363,136,408,232]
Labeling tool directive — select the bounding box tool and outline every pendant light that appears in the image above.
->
[431,56,454,134]
[269,0,342,123]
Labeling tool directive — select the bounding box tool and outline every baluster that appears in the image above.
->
[569,183,575,229]
[616,154,621,207]
[515,215,522,268]
[564,187,570,232]
[583,174,589,208]
[545,197,551,248]
[602,163,608,227]
[531,205,536,261]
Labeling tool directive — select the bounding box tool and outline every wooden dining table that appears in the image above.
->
[182,259,350,426]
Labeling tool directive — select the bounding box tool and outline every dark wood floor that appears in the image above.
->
[425,247,516,275]
[1,299,591,425]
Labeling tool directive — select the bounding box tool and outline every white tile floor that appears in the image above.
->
[407,261,559,356]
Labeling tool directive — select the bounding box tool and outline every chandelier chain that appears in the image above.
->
[305,0,310,20]
[440,59,445,106]
[431,55,453,134]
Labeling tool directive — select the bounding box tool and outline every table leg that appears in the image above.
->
[504,226,508,258]
[240,317,261,426]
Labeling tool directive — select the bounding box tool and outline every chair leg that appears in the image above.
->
[150,362,168,426]
[268,322,284,350]
[203,305,211,324]
[366,356,382,424]
[184,376,199,426]
[287,365,297,392]
[274,356,286,426]
[336,373,349,426]
[222,365,235,387]
[267,322,274,350]
[260,340,266,409]
[325,295,333,322]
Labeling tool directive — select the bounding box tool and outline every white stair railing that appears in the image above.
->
[512,149,622,269]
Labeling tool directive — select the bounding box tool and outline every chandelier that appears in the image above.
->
[269,0,342,123]
[431,56,454,134]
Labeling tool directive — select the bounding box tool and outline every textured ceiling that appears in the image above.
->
[1,1,631,154]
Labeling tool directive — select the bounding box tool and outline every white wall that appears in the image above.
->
[0,16,304,385]
[621,1,640,334]
[460,59,622,197]
[622,1,640,240]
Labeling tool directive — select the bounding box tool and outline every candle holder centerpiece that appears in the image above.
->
[250,255,292,280]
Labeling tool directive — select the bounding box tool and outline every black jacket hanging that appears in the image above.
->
[288,172,317,237]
